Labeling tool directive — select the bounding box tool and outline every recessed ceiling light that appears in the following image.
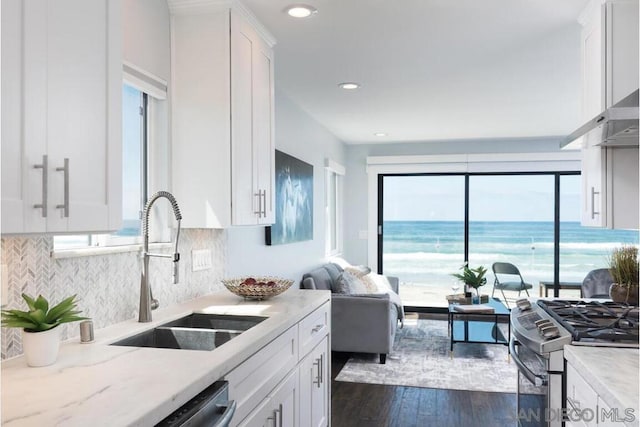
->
[338,82,361,90]
[285,4,317,18]
[374,132,387,137]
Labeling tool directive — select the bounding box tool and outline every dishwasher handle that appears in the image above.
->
[215,400,237,427]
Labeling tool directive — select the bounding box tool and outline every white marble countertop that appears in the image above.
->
[1,289,330,427]
[564,345,639,425]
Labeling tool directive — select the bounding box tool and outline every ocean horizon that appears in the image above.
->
[382,220,639,289]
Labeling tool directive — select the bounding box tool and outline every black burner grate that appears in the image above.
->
[537,300,639,343]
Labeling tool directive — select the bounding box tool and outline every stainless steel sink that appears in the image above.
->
[111,314,267,351]
[159,313,267,331]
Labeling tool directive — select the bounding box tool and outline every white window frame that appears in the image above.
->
[325,159,345,256]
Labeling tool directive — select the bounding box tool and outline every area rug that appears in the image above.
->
[335,316,524,394]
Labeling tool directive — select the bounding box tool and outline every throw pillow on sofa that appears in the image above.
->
[344,265,372,277]
[334,271,370,294]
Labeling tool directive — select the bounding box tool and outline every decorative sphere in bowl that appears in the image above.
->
[222,277,294,300]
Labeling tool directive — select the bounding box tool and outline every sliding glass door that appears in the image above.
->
[380,172,639,309]
[468,175,555,298]
[382,175,465,307]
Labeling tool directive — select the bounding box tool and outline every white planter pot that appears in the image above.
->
[22,327,61,367]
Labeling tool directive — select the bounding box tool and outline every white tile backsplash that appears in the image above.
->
[1,229,226,360]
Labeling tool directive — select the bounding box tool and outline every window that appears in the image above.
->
[53,83,151,251]
[379,172,638,308]
[325,160,345,255]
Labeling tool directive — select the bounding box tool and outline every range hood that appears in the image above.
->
[562,89,639,149]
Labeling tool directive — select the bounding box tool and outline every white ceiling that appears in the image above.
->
[243,0,591,144]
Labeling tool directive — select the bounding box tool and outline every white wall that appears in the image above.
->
[343,137,572,266]
[122,0,171,81]
[225,90,346,283]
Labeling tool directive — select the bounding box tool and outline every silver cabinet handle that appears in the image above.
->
[255,190,267,218]
[55,158,69,217]
[254,191,262,217]
[33,155,48,217]
[270,405,281,427]
[590,186,600,219]
[277,404,283,427]
[318,353,324,388]
[313,356,323,388]
[311,324,323,333]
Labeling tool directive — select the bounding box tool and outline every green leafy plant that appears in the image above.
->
[609,245,639,288]
[451,264,488,290]
[1,293,88,332]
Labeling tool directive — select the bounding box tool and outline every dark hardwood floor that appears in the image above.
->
[331,344,519,427]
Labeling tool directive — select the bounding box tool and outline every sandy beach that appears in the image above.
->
[399,281,583,308]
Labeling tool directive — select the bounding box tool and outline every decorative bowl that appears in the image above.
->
[222,277,294,300]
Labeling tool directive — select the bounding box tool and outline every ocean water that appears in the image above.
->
[382,221,639,289]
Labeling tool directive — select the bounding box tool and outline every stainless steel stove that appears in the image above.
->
[510,299,639,427]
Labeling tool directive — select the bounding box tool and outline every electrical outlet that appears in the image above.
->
[192,249,212,272]
[1,264,9,306]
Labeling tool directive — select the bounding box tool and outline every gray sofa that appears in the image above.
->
[301,262,402,364]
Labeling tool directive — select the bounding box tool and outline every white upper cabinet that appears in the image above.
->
[1,0,122,234]
[579,0,639,119]
[578,0,639,229]
[170,1,276,228]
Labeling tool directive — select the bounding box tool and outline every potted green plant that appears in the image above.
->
[608,245,639,305]
[1,293,88,367]
[451,264,488,303]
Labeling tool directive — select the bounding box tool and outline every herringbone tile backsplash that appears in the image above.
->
[1,229,226,360]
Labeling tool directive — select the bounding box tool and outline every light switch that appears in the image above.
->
[1,264,9,306]
[358,230,368,240]
[192,249,212,272]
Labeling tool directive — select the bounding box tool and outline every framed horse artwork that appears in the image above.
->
[265,150,313,245]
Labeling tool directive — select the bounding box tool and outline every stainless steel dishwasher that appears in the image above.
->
[156,381,236,427]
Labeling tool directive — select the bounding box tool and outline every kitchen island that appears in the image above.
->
[564,345,639,427]
[1,289,330,426]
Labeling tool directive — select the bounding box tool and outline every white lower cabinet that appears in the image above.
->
[565,361,634,427]
[227,301,331,427]
[299,337,330,427]
[238,369,299,427]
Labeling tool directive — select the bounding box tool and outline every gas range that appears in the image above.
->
[511,299,640,354]
[510,298,639,427]
[537,299,639,347]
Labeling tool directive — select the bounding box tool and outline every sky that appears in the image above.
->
[383,174,581,222]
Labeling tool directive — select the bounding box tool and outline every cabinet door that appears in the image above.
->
[566,363,598,427]
[581,138,606,227]
[238,369,299,427]
[299,337,330,427]
[581,2,604,121]
[231,10,259,226]
[230,10,275,226]
[2,0,121,234]
[1,0,36,233]
[606,147,639,229]
[45,0,122,232]
[605,0,639,107]
[253,38,275,225]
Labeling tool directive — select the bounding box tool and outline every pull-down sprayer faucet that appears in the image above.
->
[139,191,182,323]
